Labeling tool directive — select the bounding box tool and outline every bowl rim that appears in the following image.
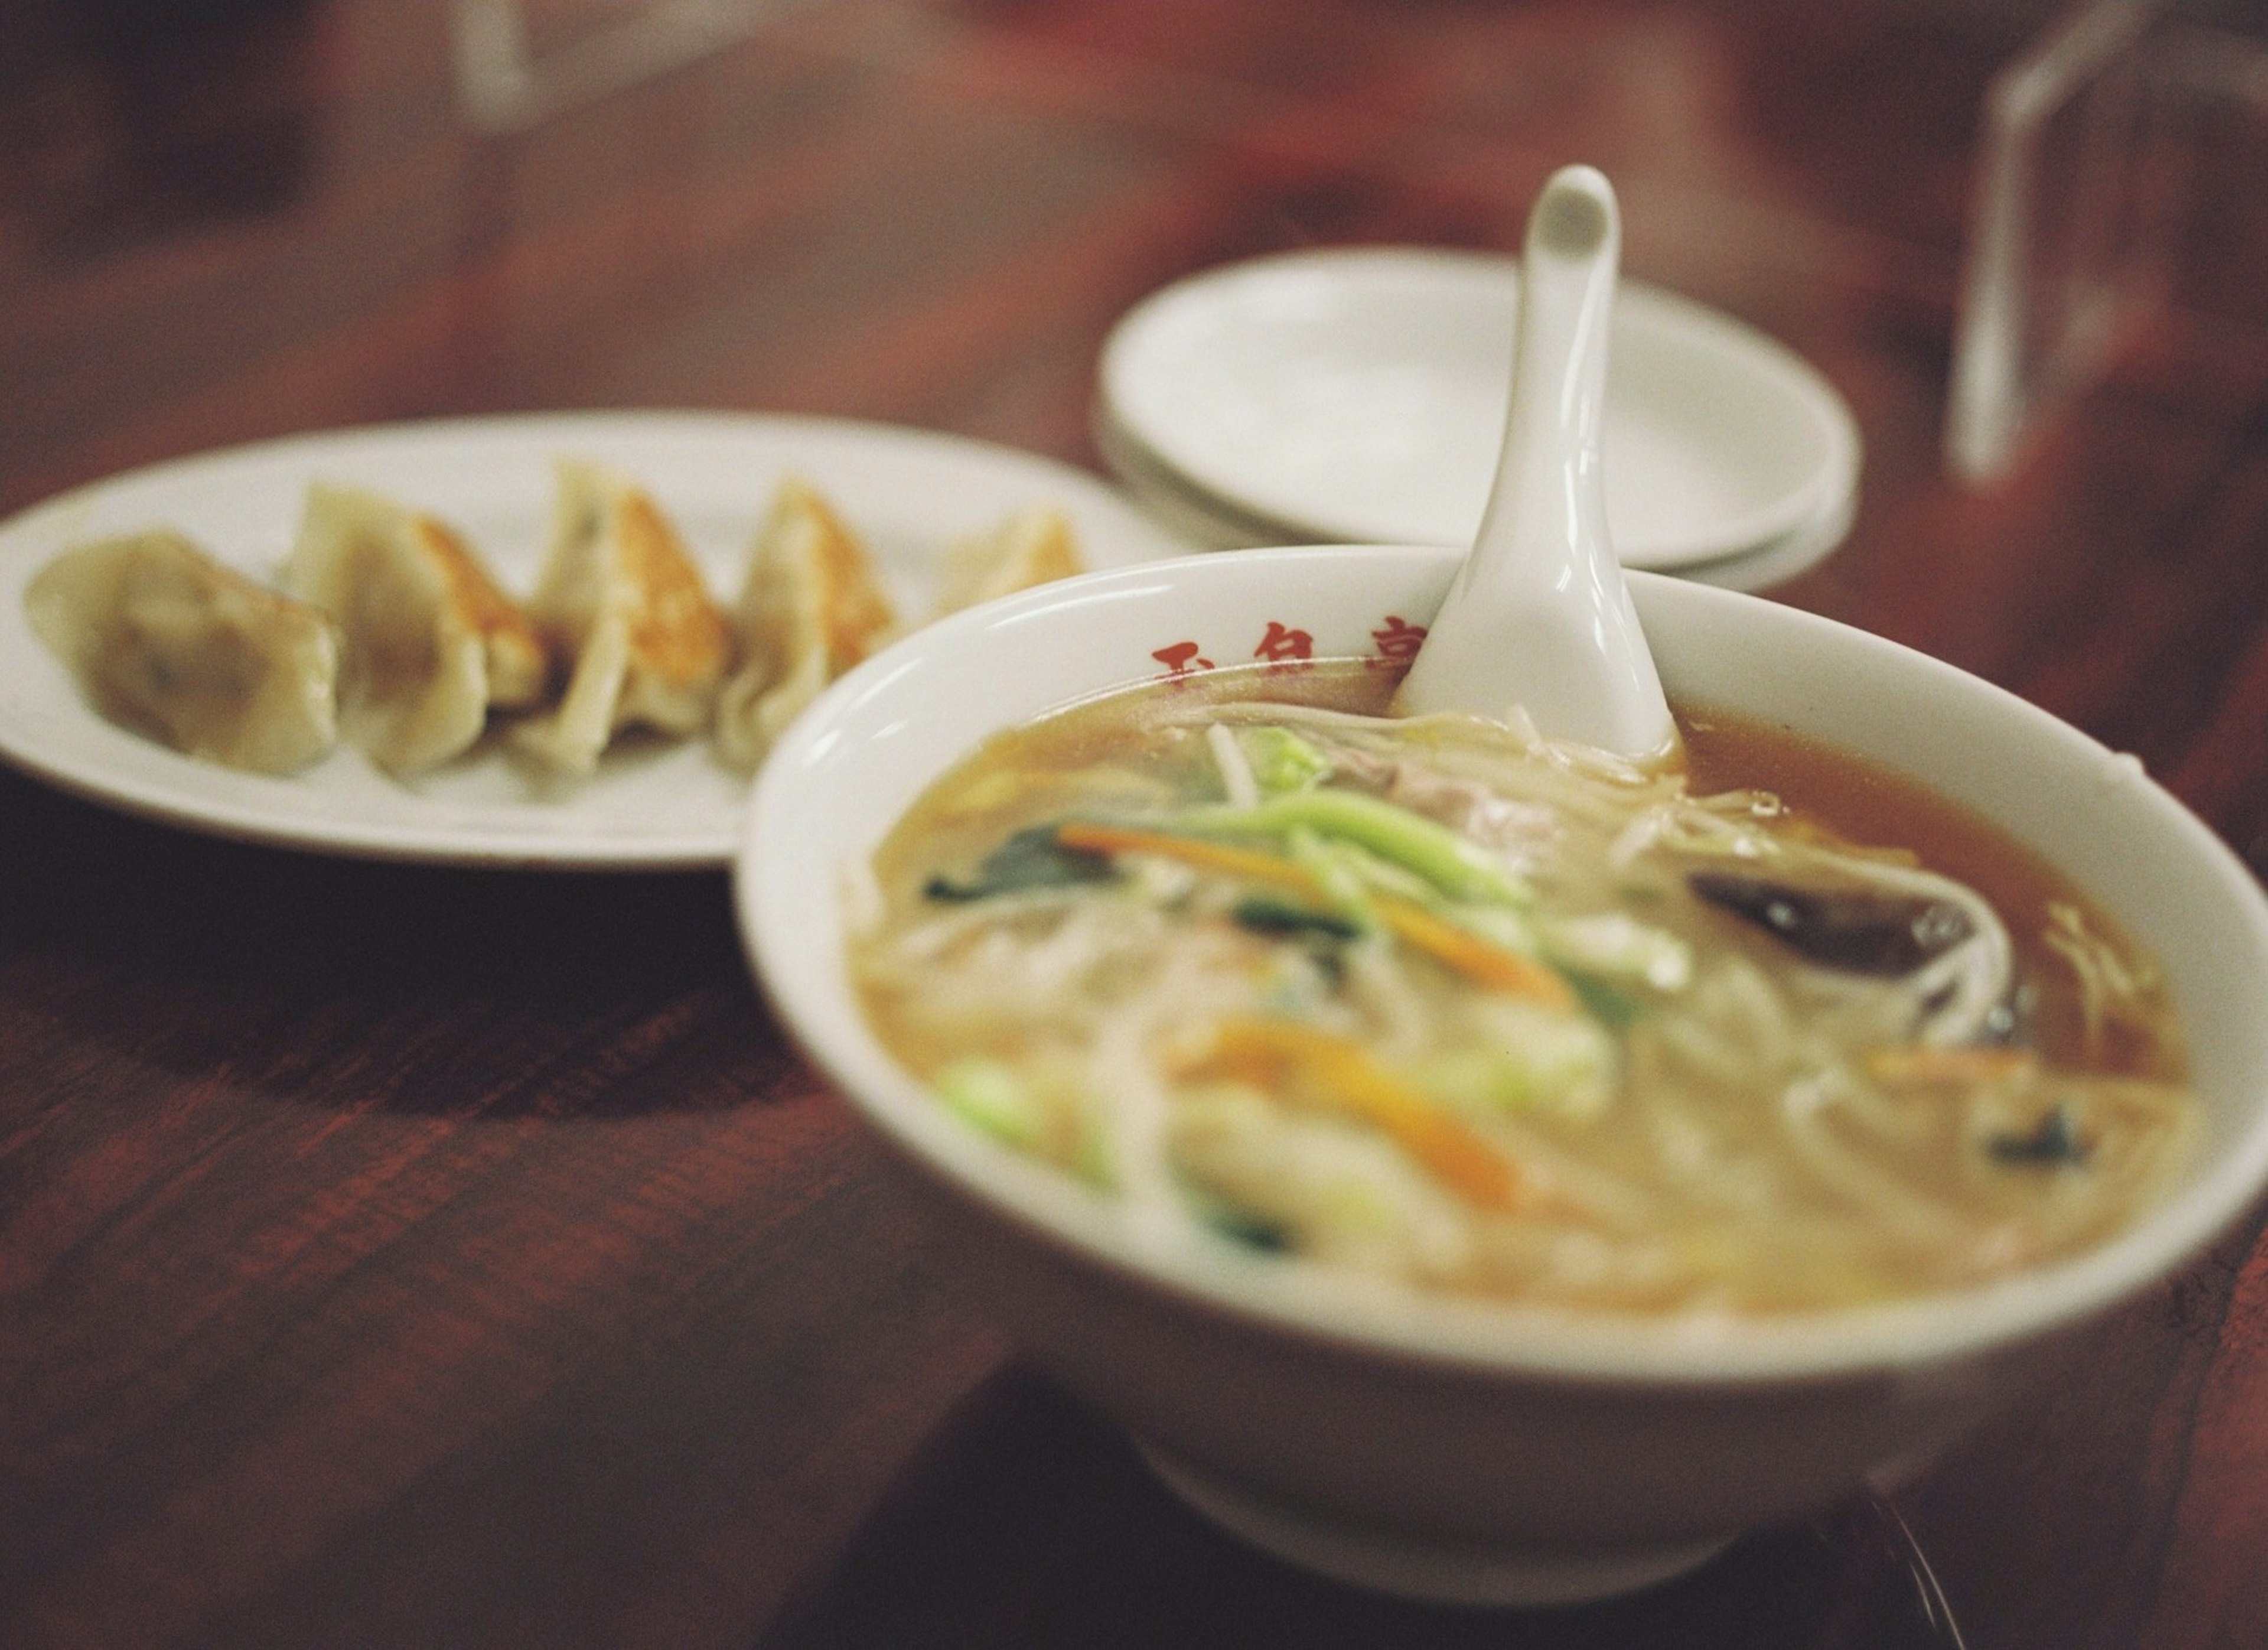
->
[738,545,2268,1387]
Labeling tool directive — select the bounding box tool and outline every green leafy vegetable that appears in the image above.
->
[934,1058,1050,1149]
[1231,896,1363,941]
[1174,789,1529,905]
[1203,1204,1293,1252]
[926,825,1117,902]
[1987,1105,2090,1166]
[1238,726,1331,795]
[1563,971,1643,1032]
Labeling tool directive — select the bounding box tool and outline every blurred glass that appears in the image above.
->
[1947,0,2268,481]
[452,0,799,131]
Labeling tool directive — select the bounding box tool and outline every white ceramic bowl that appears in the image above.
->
[736,546,2268,1606]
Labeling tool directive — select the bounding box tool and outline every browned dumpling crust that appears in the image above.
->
[513,458,731,777]
[281,482,545,774]
[713,476,897,773]
[418,516,548,710]
[928,505,1083,620]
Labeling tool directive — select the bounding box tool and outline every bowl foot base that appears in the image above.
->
[1140,1444,1733,1608]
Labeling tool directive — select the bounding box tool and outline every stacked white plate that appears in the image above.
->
[1097,248,1861,591]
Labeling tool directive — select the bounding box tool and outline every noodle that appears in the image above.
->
[852,662,2196,1315]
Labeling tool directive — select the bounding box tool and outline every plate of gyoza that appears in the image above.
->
[0,411,1190,868]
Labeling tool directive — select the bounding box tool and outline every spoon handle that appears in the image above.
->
[1395,166,1673,758]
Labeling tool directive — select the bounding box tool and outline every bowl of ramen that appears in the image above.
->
[735,544,2268,1606]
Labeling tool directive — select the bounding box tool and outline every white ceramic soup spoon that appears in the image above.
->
[1393,165,1674,759]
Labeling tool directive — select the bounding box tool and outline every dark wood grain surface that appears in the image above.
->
[5,2,2266,1645]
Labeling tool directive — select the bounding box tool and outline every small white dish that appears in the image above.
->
[0,411,1188,869]
[1096,399,1853,593]
[1676,488,1859,592]
[1100,247,1862,569]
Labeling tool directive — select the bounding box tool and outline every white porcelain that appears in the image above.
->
[738,545,2268,1605]
[1096,398,1854,593]
[1676,487,1856,592]
[1100,248,1862,569]
[0,411,1188,868]
[1395,165,1671,756]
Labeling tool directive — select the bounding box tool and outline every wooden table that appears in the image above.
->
[5,2,2266,1644]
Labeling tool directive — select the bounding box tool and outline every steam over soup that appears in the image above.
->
[848,662,2195,1314]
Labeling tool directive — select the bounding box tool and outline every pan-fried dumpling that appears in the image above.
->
[928,505,1083,619]
[280,482,546,774]
[513,459,731,777]
[26,529,340,774]
[714,477,897,773]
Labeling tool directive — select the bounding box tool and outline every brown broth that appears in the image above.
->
[879,661,2181,1083]
[854,662,2194,1311]
[1680,704,2180,1082]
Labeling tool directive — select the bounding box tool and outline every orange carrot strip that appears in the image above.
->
[1372,898,1576,1011]
[1866,1046,2039,1086]
[1194,1019,1521,1210]
[1054,822,1319,897]
[1054,822,1573,1009]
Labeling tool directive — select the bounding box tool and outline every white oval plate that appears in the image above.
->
[1100,248,1862,569]
[0,411,1191,868]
